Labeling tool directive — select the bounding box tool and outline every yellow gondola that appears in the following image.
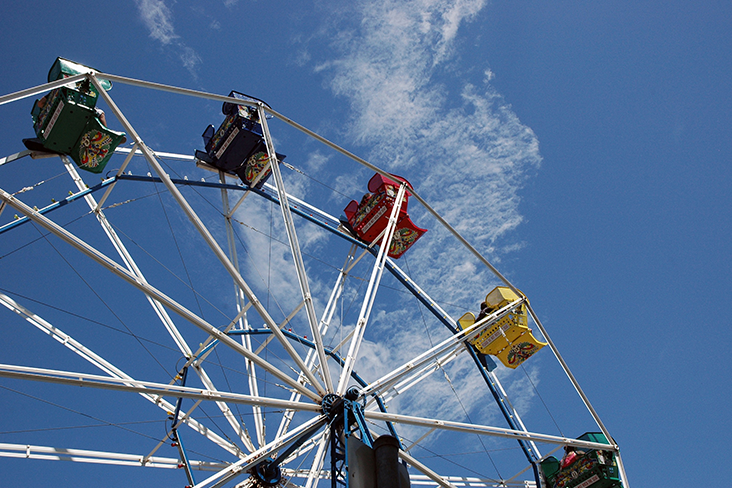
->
[458,286,546,368]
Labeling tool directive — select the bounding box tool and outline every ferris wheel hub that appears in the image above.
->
[321,393,344,420]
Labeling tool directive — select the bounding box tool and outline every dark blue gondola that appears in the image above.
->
[195,91,284,188]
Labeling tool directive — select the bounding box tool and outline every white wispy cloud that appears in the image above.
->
[316,0,540,254]
[303,0,543,442]
[135,0,202,77]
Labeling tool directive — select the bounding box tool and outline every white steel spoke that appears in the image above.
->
[61,156,194,357]
[1,292,126,380]
[259,105,334,393]
[0,364,321,413]
[254,301,305,356]
[92,75,326,397]
[304,431,330,488]
[371,346,465,409]
[193,414,327,488]
[280,430,327,466]
[276,469,329,483]
[365,410,618,452]
[336,183,408,395]
[398,449,456,488]
[361,297,526,398]
[0,187,320,402]
[374,259,544,459]
[408,473,534,488]
[0,443,227,471]
[403,428,437,452]
[185,306,251,371]
[0,297,246,456]
[220,172,265,448]
[187,368,256,452]
[275,247,358,442]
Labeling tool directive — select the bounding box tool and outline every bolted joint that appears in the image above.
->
[321,393,344,421]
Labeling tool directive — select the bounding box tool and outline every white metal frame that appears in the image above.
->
[0,70,628,488]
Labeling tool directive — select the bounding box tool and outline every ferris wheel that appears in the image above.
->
[0,58,629,488]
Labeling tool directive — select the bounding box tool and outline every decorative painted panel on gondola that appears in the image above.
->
[458,286,546,369]
[343,173,427,259]
[71,117,126,174]
[194,91,282,189]
[25,58,126,174]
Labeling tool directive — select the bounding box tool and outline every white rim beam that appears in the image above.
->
[0,74,88,106]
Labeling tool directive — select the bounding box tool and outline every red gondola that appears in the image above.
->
[343,173,427,259]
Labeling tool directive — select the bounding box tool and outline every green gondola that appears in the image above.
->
[540,433,622,488]
[26,57,125,174]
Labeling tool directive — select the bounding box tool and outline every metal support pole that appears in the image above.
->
[336,183,408,395]
[258,104,334,393]
[219,171,265,448]
[172,430,196,486]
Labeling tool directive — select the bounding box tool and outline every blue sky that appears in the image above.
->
[0,1,730,487]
